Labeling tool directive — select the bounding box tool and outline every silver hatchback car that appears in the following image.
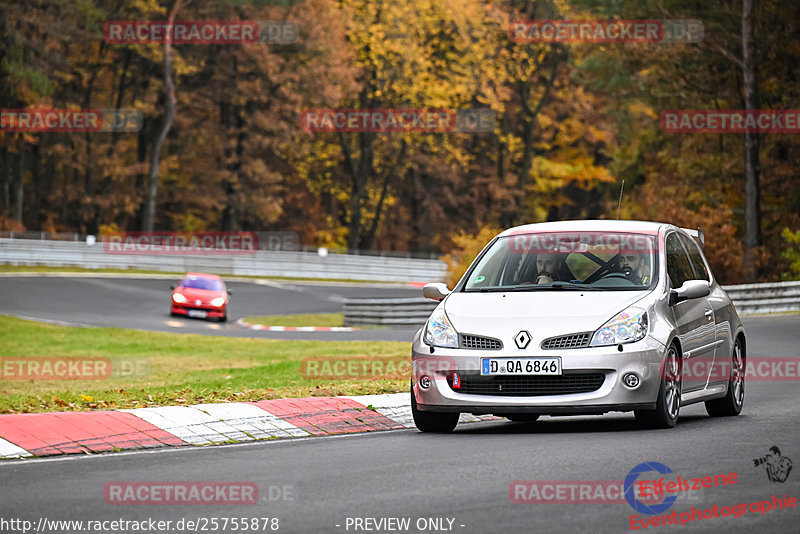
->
[411,220,746,432]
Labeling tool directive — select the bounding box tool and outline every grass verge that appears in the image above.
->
[242,313,344,327]
[0,315,410,414]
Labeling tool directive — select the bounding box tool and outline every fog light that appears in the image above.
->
[622,372,641,389]
[419,376,432,390]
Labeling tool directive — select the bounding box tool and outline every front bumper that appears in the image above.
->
[411,330,667,415]
[170,303,226,318]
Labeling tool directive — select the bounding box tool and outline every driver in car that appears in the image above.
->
[535,253,565,284]
[618,253,651,285]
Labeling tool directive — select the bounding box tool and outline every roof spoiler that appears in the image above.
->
[681,227,705,247]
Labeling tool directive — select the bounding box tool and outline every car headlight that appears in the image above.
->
[210,297,226,307]
[172,293,188,304]
[590,307,648,346]
[424,306,459,348]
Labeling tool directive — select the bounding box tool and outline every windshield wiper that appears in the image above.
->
[509,285,552,291]
[551,282,601,291]
[465,287,510,292]
[469,283,601,292]
[508,282,600,291]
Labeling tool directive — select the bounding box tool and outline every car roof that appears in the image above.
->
[500,219,667,236]
[184,273,221,279]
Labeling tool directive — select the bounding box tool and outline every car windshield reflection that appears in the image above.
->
[180,278,223,291]
[463,232,658,292]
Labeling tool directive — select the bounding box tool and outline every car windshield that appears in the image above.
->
[463,231,658,292]
[180,277,223,291]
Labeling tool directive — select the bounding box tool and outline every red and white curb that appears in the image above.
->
[0,394,498,460]
[235,318,357,332]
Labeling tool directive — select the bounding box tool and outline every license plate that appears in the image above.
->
[481,357,561,376]
[187,310,207,318]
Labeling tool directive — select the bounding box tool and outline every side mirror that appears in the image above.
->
[669,280,710,305]
[423,282,451,302]
[170,285,175,290]
[227,290,232,296]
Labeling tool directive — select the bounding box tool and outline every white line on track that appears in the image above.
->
[14,315,95,328]
[0,424,431,468]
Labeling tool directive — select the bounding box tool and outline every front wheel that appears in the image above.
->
[635,344,681,429]
[411,387,459,433]
[705,337,744,417]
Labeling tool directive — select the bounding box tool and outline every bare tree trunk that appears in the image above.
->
[142,0,186,232]
[1,147,9,215]
[671,0,761,282]
[339,124,375,251]
[513,50,564,224]
[14,147,23,223]
[362,140,407,250]
[31,143,41,228]
[97,48,132,228]
[741,0,761,282]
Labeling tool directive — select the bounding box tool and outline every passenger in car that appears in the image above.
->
[535,253,567,284]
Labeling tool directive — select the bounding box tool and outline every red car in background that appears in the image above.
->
[170,273,230,322]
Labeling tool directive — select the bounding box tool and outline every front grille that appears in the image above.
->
[446,371,604,396]
[541,333,592,349]
[460,334,503,350]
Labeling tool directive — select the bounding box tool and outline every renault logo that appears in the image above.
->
[514,330,531,349]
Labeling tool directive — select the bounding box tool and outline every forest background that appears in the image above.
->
[1,0,799,284]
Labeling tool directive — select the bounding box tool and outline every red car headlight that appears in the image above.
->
[172,293,188,304]
[210,297,226,307]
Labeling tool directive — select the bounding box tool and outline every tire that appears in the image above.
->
[218,313,228,323]
[411,387,459,433]
[505,414,540,423]
[705,337,744,417]
[635,343,681,429]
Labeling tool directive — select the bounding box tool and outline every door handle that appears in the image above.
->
[704,309,713,320]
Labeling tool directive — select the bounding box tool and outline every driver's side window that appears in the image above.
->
[666,233,693,289]
[679,233,710,282]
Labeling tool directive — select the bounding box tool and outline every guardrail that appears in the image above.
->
[342,297,437,327]
[0,231,442,259]
[342,281,800,326]
[0,238,447,283]
[723,281,800,314]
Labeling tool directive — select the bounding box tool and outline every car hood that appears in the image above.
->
[444,291,648,343]
[175,287,224,301]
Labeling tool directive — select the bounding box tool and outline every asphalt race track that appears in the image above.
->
[0,283,799,533]
[0,275,421,341]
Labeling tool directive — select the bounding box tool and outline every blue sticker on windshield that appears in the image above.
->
[473,275,485,284]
